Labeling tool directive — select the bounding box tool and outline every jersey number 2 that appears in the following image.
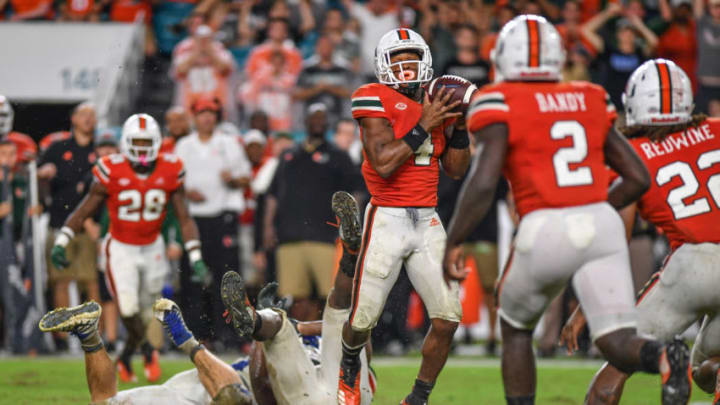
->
[551,121,593,187]
[656,149,720,220]
[118,189,166,222]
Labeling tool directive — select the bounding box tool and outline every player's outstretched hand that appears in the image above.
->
[191,259,211,286]
[419,87,462,132]
[443,244,469,285]
[559,307,587,355]
[50,245,70,269]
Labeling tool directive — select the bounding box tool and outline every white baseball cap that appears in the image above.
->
[244,129,267,146]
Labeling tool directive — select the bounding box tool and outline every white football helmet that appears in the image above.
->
[0,95,14,136]
[120,113,162,164]
[622,59,693,127]
[491,15,565,82]
[374,28,433,89]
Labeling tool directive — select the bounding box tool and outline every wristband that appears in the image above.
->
[184,239,200,251]
[55,226,75,247]
[401,124,430,152]
[448,129,470,149]
[189,249,202,264]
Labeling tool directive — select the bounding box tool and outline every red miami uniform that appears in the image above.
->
[467,81,617,218]
[469,80,642,340]
[351,83,448,207]
[347,82,463,334]
[93,153,185,245]
[629,118,720,251]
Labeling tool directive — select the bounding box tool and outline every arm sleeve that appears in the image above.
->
[351,85,391,121]
[466,90,511,133]
[92,157,112,188]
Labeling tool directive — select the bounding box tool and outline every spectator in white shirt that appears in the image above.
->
[173,96,251,346]
[341,0,399,79]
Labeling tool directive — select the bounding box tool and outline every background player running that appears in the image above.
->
[339,27,471,405]
[443,15,691,405]
[49,113,209,382]
[561,59,720,405]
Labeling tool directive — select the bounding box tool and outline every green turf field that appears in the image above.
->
[0,357,714,404]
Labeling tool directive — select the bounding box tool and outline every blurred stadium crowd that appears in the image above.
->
[1,0,720,358]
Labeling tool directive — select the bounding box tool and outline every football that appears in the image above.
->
[425,75,478,113]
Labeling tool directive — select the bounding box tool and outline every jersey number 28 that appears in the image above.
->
[118,189,166,222]
[551,121,593,187]
[656,150,720,220]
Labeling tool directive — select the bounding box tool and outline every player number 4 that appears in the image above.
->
[656,149,720,220]
[118,189,166,222]
[414,136,434,166]
[551,120,593,187]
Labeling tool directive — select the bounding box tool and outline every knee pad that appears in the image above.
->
[211,383,252,405]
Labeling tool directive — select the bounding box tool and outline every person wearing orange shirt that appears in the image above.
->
[171,25,235,120]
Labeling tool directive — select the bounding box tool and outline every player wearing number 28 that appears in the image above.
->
[338,28,470,405]
[444,16,691,405]
[50,113,208,384]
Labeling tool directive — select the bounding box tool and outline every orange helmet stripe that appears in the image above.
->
[656,62,673,114]
[397,29,409,40]
[138,116,147,130]
[526,19,540,68]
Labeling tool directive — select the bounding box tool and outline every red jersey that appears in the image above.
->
[351,83,448,207]
[467,81,617,218]
[93,153,184,245]
[629,119,720,250]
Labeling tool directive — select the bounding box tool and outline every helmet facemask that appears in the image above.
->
[375,45,433,98]
[120,114,162,170]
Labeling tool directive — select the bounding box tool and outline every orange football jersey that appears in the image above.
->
[93,153,184,245]
[629,118,720,250]
[467,81,617,218]
[351,83,448,207]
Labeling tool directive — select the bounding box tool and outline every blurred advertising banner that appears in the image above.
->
[0,22,144,126]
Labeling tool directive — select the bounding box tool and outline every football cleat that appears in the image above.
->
[153,298,194,348]
[38,301,101,340]
[331,191,362,253]
[117,357,137,383]
[143,349,161,382]
[659,339,691,405]
[338,361,362,405]
[221,271,256,338]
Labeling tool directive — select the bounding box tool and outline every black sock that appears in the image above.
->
[405,379,434,404]
[506,395,535,405]
[251,314,265,341]
[341,340,363,366]
[141,341,154,360]
[339,249,359,277]
[640,341,663,374]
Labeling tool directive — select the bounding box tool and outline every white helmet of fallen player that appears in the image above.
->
[120,113,162,165]
[491,15,565,82]
[622,59,693,127]
[374,28,433,94]
[0,95,14,137]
